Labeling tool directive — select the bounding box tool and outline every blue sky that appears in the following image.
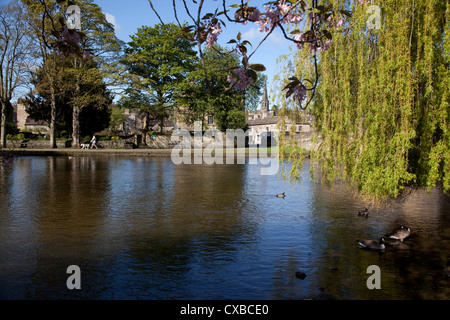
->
[1,0,296,103]
[94,0,294,94]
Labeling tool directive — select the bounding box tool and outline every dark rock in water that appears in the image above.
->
[295,271,306,279]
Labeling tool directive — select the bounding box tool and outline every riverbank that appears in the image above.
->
[4,147,292,158]
[6,148,174,157]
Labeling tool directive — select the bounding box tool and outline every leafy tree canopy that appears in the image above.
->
[276,0,450,202]
[121,23,197,135]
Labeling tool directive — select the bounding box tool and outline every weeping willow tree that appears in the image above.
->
[275,0,449,201]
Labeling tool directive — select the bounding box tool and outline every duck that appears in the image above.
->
[357,208,369,217]
[356,237,386,250]
[385,225,411,241]
[276,192,286,198]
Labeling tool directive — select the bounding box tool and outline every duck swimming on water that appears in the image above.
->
[385,225,411,241]
[356,237,386,250]
[276,192,285,198]
[357,208,369,218]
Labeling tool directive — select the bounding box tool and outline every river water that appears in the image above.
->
[0,156,449,300]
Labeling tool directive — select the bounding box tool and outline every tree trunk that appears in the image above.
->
[142,112,150,145]
[72,69,82,148]
[72,104,81,148]
[0,100,7,148]
[49,81,57,148]
[159,114,164,134]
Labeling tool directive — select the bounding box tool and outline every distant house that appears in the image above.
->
[15,103,50,134]
[148,119,175,133]
[173,105,217,133]
[246,83,313,145]
[121,108,175,135]
[23,118,50,134]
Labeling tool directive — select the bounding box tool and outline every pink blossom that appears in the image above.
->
[293,33,305,50]
[292,84,307,104]
[276,1,303,25]
[334,17,344,27]
[255,6,277,32]
[321,39,332,51]
[206,23,222,48]
[255,19,269,32]
[227,67,254,89]
[248,8,261,22]
[284,13,303,25]
[277,3,290,16]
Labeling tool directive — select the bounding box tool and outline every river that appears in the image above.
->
[0,156,449,299]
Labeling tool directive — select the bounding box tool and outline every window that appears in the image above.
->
[298,126,302,132]
[207,116,214,125]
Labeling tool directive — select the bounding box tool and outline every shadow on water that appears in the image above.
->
[0,156,449,299]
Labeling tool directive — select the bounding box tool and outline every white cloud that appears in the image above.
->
[242,27,286,47]
[104,13,122,33]
[242,27,263,43]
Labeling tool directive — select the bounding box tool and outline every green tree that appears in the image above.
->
[245,73,268,112]
[0,0,35,148]
[66,0,123,147]
[109,104,128,135]
[276,0,450,201]
[21,55,112,138]
[121,23,197,140]
[22,0,123,147]
[116,89,156,138]
[176,45,253,131]
[22,0,73,148]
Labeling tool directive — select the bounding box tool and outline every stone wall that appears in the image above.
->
[146,134,215,149]
[4,131,319,150]
[6,140,71,149]
[146,131,317,149]
[5,137,136,149]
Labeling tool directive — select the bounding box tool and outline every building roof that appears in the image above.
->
[247,116,279,126]
[247,115,314,127]
[149,119,175,127]
[25,117,48,126]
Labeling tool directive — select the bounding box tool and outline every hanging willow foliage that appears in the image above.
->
[276,0,449,201]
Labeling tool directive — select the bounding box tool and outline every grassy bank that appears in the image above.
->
[4,145,311,159]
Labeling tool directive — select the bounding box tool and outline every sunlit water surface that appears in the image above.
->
[0,156,449,299]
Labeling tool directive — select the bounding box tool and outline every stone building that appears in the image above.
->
[246,83,313,145]
[15,103,50,134]
[121,108,175,135]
